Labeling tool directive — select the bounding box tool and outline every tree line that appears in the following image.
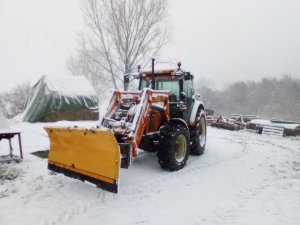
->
[196,75,300,121]
[1,75,299,121]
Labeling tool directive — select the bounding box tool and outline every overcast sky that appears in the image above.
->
[0,0,300,92]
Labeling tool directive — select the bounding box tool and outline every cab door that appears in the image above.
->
[182,77,194,121]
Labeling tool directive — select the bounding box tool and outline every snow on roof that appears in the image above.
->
[140,62,188,73]
[43,75,96,96]
[250,119,272,125]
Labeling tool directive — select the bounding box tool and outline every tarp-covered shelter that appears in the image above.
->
[22,75,99,122]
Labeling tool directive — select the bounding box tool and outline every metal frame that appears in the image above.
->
[0,132,23,159]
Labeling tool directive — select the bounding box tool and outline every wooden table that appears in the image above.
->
[0,131,23,159]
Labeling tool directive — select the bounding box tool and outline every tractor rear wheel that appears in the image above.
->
[190,110,207,155]
[157,125,190,171]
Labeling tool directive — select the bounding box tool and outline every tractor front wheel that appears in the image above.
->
[157,125,190,171]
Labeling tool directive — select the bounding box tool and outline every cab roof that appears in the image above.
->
[141,69,185,76]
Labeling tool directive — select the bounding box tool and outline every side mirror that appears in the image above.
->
[184,72,191,80]
[132,74,140,79]
[195,94,201,101]
[124,74,130,83]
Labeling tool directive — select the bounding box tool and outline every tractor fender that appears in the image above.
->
[169,118,189,133]
[189,95,205,126]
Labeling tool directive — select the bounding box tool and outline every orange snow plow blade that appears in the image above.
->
[44,127,120,193]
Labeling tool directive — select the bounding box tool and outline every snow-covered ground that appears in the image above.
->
[0,121,299,225]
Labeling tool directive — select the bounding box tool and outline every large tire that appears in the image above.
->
[157,125,190,171]
[190,110,207,155]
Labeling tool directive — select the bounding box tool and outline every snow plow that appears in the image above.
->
[45,127,120,192]
[45,61,207,193]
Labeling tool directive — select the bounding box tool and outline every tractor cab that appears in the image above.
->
[138,62,195,121]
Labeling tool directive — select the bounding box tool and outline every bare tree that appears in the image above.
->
[0,81,31,118]
[68,0,170,92]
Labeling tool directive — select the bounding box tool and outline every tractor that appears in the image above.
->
[45,60,207,193]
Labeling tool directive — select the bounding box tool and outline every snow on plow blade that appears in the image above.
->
[44,127,120,193]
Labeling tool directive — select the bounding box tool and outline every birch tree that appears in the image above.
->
[68,0,170,92]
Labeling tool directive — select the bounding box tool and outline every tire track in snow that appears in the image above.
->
[42,128,244,224]
[43,190,108,225]
[205,133,300,225]
[209,178,273,225]
[54,141,250,225]
[44,129,300,225]
[44,152,234,225]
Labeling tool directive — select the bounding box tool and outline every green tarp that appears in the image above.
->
[22,75,99,122]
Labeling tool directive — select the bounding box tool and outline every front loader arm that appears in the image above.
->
[100,89,170,158]
[128,89,170,156]
[45,89,170,193]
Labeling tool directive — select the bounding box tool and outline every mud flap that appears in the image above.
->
[45,127,120,193]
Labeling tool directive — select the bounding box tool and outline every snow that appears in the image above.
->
[250,119,300,129]
[0,116,11,132]
[0,116,20,134]
[0,121,300,225]
[44,75,97,96]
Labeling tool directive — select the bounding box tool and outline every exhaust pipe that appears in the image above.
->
[151,58,155,90]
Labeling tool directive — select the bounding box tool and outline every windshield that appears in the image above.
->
[139,78,180,100]
[156,79,179,100]
[139,79,151,90]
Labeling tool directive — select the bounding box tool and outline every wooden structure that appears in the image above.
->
[248,119,300,137]
[261,125,284,136]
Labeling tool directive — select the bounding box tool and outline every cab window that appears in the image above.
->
[183,80,194,98]
[156,79,180,100]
